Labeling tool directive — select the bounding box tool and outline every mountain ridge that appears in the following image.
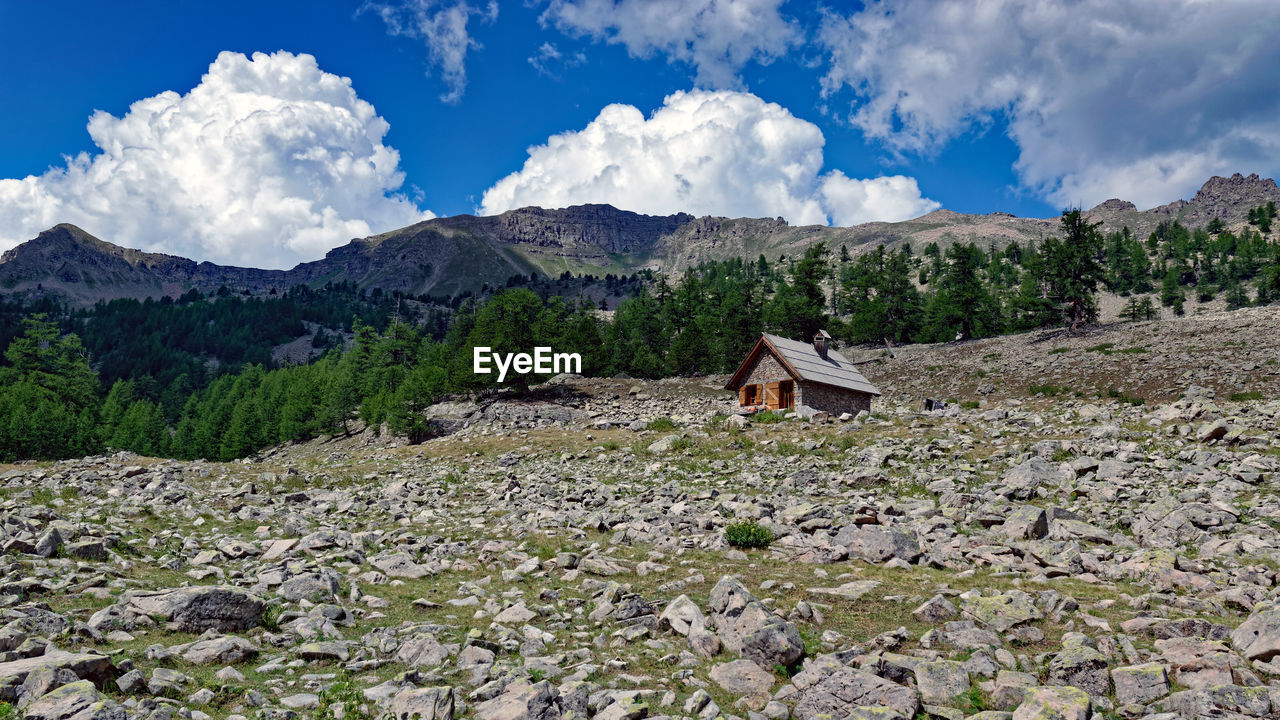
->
[3,173,1278,306]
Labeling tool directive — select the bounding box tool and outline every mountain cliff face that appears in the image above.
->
[3,174,1277,306]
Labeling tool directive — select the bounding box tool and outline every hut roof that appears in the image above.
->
[725,332,881,396]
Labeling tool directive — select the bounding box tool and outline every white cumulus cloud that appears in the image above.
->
[362,0,498,104]
[0,50,429,269]
[480,89,939,226]
[541,0,800,88]
[818,0,1280,210]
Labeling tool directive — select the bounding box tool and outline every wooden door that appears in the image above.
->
[765,382,780,410]
[779,380,794,409]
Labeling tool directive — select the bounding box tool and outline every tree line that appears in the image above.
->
[1,207,1278,462]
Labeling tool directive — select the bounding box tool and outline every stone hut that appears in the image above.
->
[725,331,881,416]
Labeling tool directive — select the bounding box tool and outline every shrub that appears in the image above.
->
[725,521,773,549]
[1028,383,1067,396]
[646,417,678,431]
[1230,390,1263,402]
[1106,388,1145,406]
[751,410,786,424]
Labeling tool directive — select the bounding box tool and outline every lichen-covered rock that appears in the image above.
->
[474,680,561,720]
[23,680,125,720]
[1001,458,1069,499]
[834,525,921,563]
[709,658,774,697]
[1111,662,1170,705]
[1001,506,1048,540]
[1154,684,1272,718]
[708,575,804,668]
[792,669,920,720]
[0,650,114,703]
[1231,603,1280,661]
[912,594,958,623]
[658,594,706,635]
[960,590,1043,632]
[1047,644,1111,697]
[176,635,259,665]
[1012,686,1091,720]
[386,686,455,720]
[89,586,264,633]
[913,660,969,704]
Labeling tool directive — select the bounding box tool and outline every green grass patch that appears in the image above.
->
[1107,388,1145,406]
[1029,383,1068,396]
[646,417,678,432]
[724,521,773,549]
[751,410,787,424]
[1230,391,1264,402]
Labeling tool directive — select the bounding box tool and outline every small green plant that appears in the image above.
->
[774,441,801,456]
[317,680,364,718]
[751,410,786,424]
[528,668,547,682]
[1086,342,1115,353]
[600,440,620,452]
[260,604,284,632]
[668,436,696,452]
[0,701,15,720]
[1028,383,1067,396]
[956,685,989,713]
[725,521,773,549]
[1230,390,1264,402]
[1048,347,1071,354]
[959,400,979,410]
[1106,388,1145,406]
[646,417,678,431]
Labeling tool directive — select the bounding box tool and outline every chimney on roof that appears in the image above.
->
[814,329,831,360]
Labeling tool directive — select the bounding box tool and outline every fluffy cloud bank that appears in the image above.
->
[481,89,939,226]
[541,0,799,88]
[0,51,429,269]
[819,0,1280,209]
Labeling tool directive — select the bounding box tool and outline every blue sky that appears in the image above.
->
[1,1,1277,268]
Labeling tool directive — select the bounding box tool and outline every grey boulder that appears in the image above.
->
[792,669,920,720]
[708,575,804,668]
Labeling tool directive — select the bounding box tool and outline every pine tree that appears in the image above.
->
[1160,268,1185,308]
[1042,210,1105,329]
[467,289,544,391]
[764,243,829,340]
[922,243,1000,341]
[0,315,103,460]
[387,363,448,442]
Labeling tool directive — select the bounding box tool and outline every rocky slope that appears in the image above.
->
[3,305,1280,720]
[4,174,1278,306]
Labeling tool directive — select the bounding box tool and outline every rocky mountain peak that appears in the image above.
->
[1179,173,1280,226]
[1192,173,1279,204]
[1089,199,1137,213]
[494,203,696,255]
